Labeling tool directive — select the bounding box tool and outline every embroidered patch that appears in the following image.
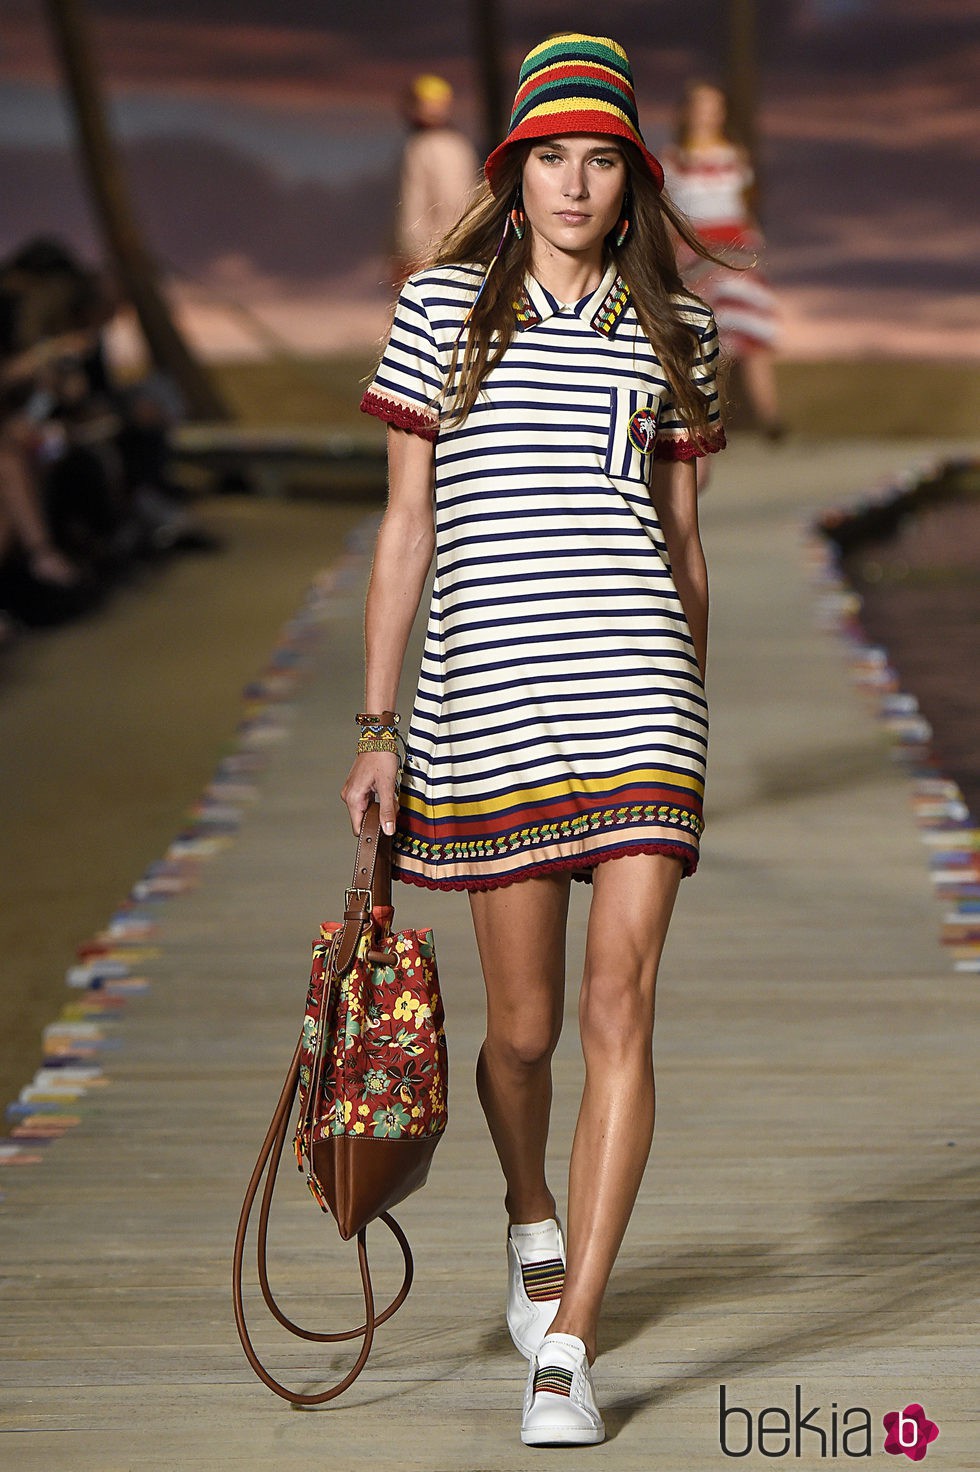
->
[627,406,658,453]
[513,289,541,329]
[591,275,630,336]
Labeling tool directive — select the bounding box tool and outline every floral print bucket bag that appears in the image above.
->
[233,801,447,1404]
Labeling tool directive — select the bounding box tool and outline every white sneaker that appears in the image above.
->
[521,1332,605,1446]
[506,1218,565,1359]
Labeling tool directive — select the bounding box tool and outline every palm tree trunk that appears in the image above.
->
[470,0,507,160]
[726,0,761,211]
[42,0,231,421]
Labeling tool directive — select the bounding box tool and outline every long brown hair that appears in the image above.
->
[424,140,738,443]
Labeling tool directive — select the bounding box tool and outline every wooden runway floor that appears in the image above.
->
[1,437,977,1470]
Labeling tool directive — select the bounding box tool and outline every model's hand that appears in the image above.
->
[29,546,80,586]
[341,751,400,837]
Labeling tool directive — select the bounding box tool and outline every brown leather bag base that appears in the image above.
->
[312,1135,439,1241]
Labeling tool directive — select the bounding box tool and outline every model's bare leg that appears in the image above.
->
[739,348,783,434]
[547,851,683,1361]
[469,872,571,1223]
[0,435,78,583]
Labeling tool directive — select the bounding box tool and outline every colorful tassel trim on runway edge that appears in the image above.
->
[0,517,382,1195]
[807,453,980,975]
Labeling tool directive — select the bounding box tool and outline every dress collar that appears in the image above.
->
[513,262,631,338]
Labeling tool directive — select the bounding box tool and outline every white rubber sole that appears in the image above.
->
[521,1423,606,1447]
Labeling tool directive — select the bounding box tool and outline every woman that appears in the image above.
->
[662,79,784,439]
[344,34,726,1447]
[0,243,96,628]
[392,73,479,286]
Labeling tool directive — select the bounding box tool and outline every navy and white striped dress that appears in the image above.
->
[360,261,726,891]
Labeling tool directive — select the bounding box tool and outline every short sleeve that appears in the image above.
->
[653,303,727,462]
[360,277,445,441]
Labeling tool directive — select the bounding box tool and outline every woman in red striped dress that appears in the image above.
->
[662,81,785,440]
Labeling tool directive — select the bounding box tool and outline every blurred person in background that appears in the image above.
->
[0,237,217,635]
[0,241,99,628]
[662,81,785,441]
[392,73,479,286]
[351,32,733,1448]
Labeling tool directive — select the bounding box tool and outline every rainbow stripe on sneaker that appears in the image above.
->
[521,1257,565,1302]
[533,1365,574,1398]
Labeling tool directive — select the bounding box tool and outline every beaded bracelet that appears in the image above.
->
[355,710,401,757]
[356,739,400,756]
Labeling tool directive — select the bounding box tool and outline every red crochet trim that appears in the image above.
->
[722,333,774,357]
[360,389,439,442]
[393,840,697,893]
[654,426,728,462]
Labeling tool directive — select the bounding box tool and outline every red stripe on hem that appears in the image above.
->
[399,786,704,841]
[697,224,764,249]
[512,105,636,140]
[360,389,439,442]
[393,839,697,893]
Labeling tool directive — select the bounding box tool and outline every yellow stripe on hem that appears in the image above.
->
[400,767,705,821]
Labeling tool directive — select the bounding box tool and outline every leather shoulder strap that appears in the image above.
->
[332,801,392,977]
[351,800,391,908]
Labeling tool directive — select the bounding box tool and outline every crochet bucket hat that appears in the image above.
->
[484,33,664,194]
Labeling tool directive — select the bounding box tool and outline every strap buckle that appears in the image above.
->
[345,886,373,912]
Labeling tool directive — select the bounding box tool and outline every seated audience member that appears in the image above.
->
[0,248,99,626]
[0,237,218,631]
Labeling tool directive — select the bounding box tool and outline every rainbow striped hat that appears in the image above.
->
[485,34,664,194]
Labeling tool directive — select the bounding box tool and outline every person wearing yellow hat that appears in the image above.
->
[352,33,733,1445]
[392,73,480,283]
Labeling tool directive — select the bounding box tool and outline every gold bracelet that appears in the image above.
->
[356,736,400,756]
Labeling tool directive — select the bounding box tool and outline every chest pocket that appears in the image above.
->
[603,386,660,484]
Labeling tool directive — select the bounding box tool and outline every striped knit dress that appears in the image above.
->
[360,261,726,891]
[662,142,778,356]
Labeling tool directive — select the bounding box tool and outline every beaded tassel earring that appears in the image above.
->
[509,186,526,240]
[614,192,632,248]
[453,188,521,347]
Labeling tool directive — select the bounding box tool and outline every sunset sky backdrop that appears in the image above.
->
[2,0,977,358]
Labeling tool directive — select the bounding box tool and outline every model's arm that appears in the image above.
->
[341,423,436,835]
[650,457,709,681]
[0,329,94,387]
